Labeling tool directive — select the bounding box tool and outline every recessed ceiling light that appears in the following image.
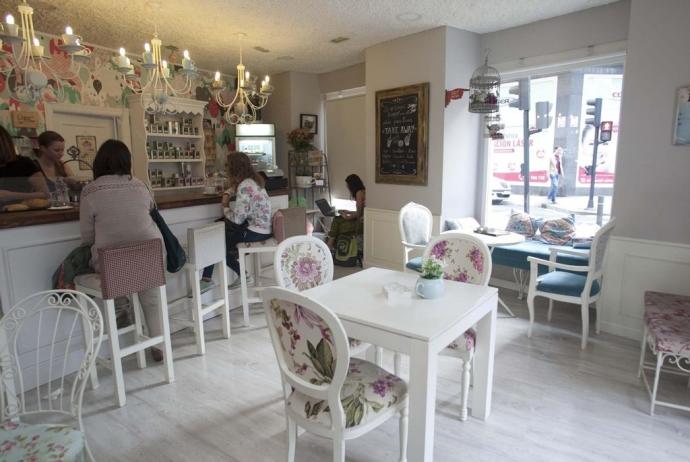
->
[330,36,350,44]
[396,12,422,22]
[254,46,270,53]
[276,55,294,61]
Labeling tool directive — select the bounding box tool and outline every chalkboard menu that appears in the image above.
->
[376,83,429,185]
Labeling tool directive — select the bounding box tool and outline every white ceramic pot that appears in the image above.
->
[415,277,444,299]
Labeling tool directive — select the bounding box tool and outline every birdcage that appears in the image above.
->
[469,56,501,114]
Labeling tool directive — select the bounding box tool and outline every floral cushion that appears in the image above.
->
[428,239,488,284]
[287,358,406,428]
[443,329,476,357]
[644,291,690,356]
[537,215,576,245]
[278,241,332,291]
[0,421,84,462]
[236,238,278,249]
[505,211,542,238]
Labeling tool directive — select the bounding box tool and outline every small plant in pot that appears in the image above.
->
[415,259,445,299]
[287,128,315,186]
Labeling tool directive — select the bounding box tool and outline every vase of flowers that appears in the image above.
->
[415,259,445,299]
[288,128,316,181]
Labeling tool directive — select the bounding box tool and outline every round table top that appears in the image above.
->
[449,229,525,247]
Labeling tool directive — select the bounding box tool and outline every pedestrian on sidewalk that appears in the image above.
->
[547,147,563,204]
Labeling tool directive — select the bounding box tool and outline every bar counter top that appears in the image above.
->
[0,188,289,230]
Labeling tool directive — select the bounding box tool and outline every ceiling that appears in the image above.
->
[0,0,618,76]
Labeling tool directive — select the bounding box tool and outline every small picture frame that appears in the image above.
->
[300,113,318,134]
[75,135,97,171]
[673,85,690,145]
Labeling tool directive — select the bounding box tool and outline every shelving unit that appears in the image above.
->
[128,95,208,193]
[287,150,331,208]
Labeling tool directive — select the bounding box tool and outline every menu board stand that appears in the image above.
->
[375,82,429,185]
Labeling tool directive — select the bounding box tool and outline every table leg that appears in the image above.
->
[407,340,437,462]
[489,247,515,317]
[471,300,497,419]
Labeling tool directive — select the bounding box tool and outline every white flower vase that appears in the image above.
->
[415,277,444,299]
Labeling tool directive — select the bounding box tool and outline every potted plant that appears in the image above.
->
[415,259,445,299]
[287,128,315,187]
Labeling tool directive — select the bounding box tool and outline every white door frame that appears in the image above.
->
[43,103,132,150]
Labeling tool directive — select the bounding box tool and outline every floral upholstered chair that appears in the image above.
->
[262,287,409,462]
[274,235,376,360]
[526,218,616,349]
[0,290,104,461]
[424,232,492,421]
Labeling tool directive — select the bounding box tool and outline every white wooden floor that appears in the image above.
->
[81,274,690,461]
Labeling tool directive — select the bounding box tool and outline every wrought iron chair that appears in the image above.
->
[0,290,103,461]
[398,202,433,273]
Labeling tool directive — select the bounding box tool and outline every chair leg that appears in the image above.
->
[286,416,297,462]
[105,299,126,407]
[527,294,536,338]
[547,300,553,323]
[399,405,408,462]
[460,358,472,421]
[650,353,663,416]
[595,300,602,335]
[220,263,231,339]
[79,293,99,390]
[189,268,206,356]
[239,251,251,327]
[638,326,648,378]
[332,438,345,462]
[580,301,590,349]
[394,352,403,377]
[131,294,147,368]
[158,286,175,383]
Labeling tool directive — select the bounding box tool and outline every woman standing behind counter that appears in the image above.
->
[35,131,76,191]
[0,125,49,206]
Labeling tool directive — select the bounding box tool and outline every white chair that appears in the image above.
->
[237,207,307,327]
[526,218,616,349]
[274,235,379,361]
[262,287,408,462]
[75,239,174,407]
[185,222,231,355]
[399,202,432,273]
[0,290,103,461]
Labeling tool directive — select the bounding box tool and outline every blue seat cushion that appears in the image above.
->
[406,256,423,272]
[536,271,600,297]
[491,240,589,272]
[0,421,85,462]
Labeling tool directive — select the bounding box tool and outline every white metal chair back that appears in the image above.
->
[0,290,103,427]
[423,232,492,286]
[589,218,616,275]
[274,236,334,291]
[262,287,350,430]
[399,202,433,246]
[187,222,226,268]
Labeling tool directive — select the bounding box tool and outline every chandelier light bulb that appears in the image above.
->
[65,26,73,35]
[144,43,151,52]
[32,37,39,46]
[214,71,221,81]
[119,47,126,57]
[183,49,190,60]
[5,14,14,25]
[161,59,167,68]
[265,75,270,83]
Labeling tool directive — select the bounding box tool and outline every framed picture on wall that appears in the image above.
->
[673,85,690,145]
[75,135,97,171]
[375,82,429,185]
[300,114,318,134]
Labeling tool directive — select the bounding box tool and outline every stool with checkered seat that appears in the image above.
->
[74,239,174,407]
[184,222,231,355]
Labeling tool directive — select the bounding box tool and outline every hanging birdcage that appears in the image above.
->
[469,56,501,114]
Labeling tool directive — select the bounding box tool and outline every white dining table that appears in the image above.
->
[303,267,498,462]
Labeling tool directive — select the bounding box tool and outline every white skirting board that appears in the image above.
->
[363,207,690,342]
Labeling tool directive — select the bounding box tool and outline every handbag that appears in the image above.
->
[150,204,187,273]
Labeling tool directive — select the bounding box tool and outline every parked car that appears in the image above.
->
[491,177,511,204]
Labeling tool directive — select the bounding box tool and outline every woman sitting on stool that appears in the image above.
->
[327,173,365,250]
[202,152,272,287]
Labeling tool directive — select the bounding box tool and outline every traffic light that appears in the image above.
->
[585,98,602,127]
[600,120,613,142]
[508,78,530,111]
[535,101,553,130]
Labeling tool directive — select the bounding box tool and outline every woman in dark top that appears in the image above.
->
[0,125,48,204]
[327,173,366,249]
[35,131,74,191]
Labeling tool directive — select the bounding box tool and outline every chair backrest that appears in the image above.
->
[423,232,492,286]
[399,202,433,246]
[272,207,308,243]
[0,290,103,426]
[262,287,350,428]
[274,235,333,291]
[98,239,166,300]
[589,218,616,274]
[187,222,226,268]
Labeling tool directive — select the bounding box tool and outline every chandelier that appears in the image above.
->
[114,24,198,114]
[212,33,273,125]
[0,0,91,103]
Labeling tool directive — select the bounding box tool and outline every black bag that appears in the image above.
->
[150,206,187,273]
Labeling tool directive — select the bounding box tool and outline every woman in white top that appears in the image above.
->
[202,152,272,280]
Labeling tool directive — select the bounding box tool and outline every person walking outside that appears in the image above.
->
[547,147,563,204]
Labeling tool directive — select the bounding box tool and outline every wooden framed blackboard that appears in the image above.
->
[375,83,429,185]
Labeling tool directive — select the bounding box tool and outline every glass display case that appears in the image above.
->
[235,123,277,174]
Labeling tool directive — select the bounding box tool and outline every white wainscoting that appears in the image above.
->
[598,236,690,340]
